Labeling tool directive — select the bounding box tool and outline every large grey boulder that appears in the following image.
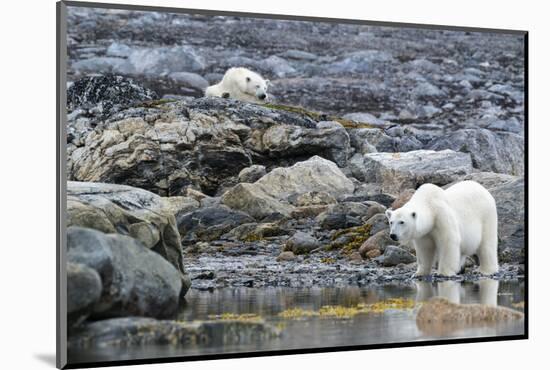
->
[67,181,187,279]
[222,156,354,219]
[489,178,525,263]
[428,128,524,176]
[254,156,355,200]
[350,149,473,193]
[221,183,295,220]
[67,227,185,319]
[67,262,102,327]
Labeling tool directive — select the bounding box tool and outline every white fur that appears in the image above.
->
[386,181,499,277]
[204,67,270,103]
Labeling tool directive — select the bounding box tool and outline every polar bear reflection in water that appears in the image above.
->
[415,279,499,307]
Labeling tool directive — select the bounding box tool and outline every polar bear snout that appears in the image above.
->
[390,233,398,241]
[258,93,267,100]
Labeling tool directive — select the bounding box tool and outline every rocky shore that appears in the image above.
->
[65,6,525,349]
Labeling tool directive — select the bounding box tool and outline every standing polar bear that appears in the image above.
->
[205,67,270,103]
[386,181,498,277]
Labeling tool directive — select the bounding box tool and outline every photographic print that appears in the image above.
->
[57,1,527,368]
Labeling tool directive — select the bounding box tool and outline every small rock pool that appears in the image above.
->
[68,279,525,364]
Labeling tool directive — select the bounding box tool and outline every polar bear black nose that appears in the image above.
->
[258,93,267,100]
[390,233,398,241]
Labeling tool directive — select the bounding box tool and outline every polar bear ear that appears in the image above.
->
[412,212,416,218]
[246,76,251,82]
[385,209,393,219]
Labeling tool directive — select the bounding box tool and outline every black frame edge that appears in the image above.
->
[62,0,527,35]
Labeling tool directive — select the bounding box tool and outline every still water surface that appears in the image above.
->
[68,279,524,364]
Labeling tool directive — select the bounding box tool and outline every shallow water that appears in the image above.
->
[68,279,525,365]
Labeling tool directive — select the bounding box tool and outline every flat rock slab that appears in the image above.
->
[353,149,473,194]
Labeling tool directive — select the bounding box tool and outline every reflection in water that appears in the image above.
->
[414,279,524,336]
[68,280,525,365]
[415,279,499,306]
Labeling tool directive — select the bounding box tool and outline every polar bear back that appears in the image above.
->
[444,181,497,255]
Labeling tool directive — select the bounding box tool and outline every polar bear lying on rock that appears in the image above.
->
[205,67,270,103]
[386,181,499,277]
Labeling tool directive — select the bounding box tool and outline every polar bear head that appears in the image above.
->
[227,67,270,101]
[385,207,417,244]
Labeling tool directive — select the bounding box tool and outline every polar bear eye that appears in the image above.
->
[256,85,260,88]
[399,221,405,225]
[246,77,251,82]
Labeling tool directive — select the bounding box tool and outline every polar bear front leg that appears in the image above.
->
[413,237,435,277]
[435,233,461,276]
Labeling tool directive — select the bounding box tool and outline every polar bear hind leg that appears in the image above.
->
[478,215,499,275]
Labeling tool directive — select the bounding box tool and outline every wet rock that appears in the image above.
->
[283,232,320,254]
[378,245,416,266]
[67,262,102,327]
[277,251,297,262]
[67,181,187,278]
[238,165,267,183]
[416,297,524,327]
[358,230,393,257]
[351,150,473,193]
[67,227,184,319]
[428,128,524,176]
[68,317,280,348]
[177,205,254,243]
